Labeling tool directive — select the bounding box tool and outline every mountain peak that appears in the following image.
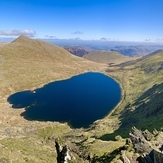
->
[12,35,33,43]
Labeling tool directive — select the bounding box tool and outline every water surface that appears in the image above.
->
[8,72,121,128]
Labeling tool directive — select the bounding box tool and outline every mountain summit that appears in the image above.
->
[12,35,32,43]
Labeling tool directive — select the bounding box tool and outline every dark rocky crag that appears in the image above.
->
[123,127,163,163]
[55,139,76,163]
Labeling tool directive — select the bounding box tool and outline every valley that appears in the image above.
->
[0,36,163,162]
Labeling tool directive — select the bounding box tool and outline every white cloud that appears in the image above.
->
[0,30,36,36]
[157,38,163,41]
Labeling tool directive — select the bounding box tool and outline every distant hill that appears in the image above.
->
[111,45,163,56]
[63,46,94,57]
[83,50,139,64]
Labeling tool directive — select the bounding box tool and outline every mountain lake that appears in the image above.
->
[8,72,121,128]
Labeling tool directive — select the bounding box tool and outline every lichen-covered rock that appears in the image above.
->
[142,130,154,141]
[129,127,152,154]
[128,127,163,163]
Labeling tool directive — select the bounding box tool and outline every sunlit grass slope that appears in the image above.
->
[0,36,103,95]
[83,50,140,64]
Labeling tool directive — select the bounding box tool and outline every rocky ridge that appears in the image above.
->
[118,127,163,163]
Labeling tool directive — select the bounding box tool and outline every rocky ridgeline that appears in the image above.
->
[54,127,163,163]
[123,127,163,163]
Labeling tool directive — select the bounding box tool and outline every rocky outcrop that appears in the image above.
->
[129,127,153,154]
[55,140,75,163]
[126,127,163,163]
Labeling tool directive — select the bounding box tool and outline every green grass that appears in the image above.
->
[83,50,140,65]
[0,137,56,163]
[37,125,71,142]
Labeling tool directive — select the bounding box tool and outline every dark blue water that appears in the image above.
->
[8,72,121,128]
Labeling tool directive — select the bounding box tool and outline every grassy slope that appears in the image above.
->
[0,36,104,94]
[119,51,163,131]
[0,36,163,162]
[98,50,163,140]
[83,50,140,64]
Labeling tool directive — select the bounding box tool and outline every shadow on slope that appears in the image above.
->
[99,83,163,140]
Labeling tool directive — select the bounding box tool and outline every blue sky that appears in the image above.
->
[0,0,163,42]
